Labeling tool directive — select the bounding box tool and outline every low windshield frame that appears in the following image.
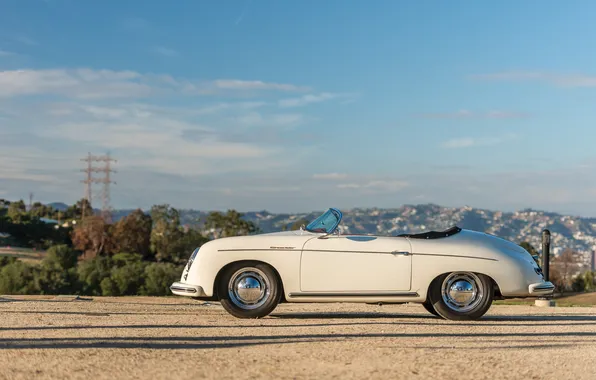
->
[305,208,343,234]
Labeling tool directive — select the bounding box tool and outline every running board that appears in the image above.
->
[288,292,419,298]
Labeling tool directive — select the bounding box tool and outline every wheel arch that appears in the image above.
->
[213,259,287,302]
[424,271,502,302]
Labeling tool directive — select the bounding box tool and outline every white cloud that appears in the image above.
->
[0,69,310,99]
[14,35,37,46]
[213,79,308,92]
[279,92,348,108]
[313,173,348,180]
[441,137,477,149]
[151,46,180,57]
[0,67,355,205]
[441,133,518,149]
[0,49,16,57]
[470,71,596,88]
[421,109,528,119]
[234,112,304,128]
[0,69,150,99]
[337,179,409,192]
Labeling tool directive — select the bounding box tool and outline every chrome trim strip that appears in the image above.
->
[219,248,407,255]
[217,248,496,261]
[170,286,197,293]
[533,284,555,290]
[413,253,498,262]
[170,282,207,297]
[288,292,419,298]
[529,281,555,294]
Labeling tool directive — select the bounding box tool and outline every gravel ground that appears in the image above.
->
[1,296,595,379]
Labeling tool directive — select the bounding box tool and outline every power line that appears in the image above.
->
[80,153,117,222]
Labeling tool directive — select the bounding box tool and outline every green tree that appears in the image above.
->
[29,202,57,219]
[108,253,147,295]
[572,275,586,292]
[175,228,209,259]
[77,255,114,295]
[0,261,39,294]
[7,200,27,224]
[584,270,596,292]
[36,245,80,294]
[61,198,93,221]
[0,256,18,267]
[150,204,184,262]
[142,262,182,296]
[112,209,153,259]
[204,210,259,238]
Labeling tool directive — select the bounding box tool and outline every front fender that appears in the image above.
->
[185,249,301,298]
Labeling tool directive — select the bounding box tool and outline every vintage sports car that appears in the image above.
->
[170,208,554,320]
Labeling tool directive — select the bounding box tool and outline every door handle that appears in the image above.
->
[392,251,411,256]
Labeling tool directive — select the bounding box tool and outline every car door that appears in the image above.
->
[300,235,412,292]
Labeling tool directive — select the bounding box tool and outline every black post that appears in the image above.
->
[541,229,551,282]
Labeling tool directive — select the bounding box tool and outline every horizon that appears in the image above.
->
[3,2,596,216]
[5,198,594,220]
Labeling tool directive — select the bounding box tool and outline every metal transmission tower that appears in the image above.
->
[80,153,117,222]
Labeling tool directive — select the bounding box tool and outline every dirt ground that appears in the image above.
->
[1,296,595,380]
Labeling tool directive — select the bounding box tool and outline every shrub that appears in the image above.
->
[0,256,18,267]
[77,255,114,295]
[142,262,183,296]
[110,259,147,296]
[0,261,40,294]
[571,275,586,292]
[100,277,119,296]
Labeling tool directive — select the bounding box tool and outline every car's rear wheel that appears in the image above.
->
[428,272,493,321]
[218,262,281,319]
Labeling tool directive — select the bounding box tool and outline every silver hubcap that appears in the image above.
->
[228,267,270,310]
[441,272,484,313]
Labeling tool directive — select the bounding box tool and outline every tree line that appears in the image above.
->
[0,199,260,296]
[2,198,594,296]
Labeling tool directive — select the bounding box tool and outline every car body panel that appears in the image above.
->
[172,209,553,304]
[300,235,413,292]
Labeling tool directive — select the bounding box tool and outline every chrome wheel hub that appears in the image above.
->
[441,272,484,313]
[228,268,270,310]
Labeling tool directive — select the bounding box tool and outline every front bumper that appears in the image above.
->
[170,282,207,297]
[529,281,555,295]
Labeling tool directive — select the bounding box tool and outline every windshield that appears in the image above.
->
[305,208,342,234]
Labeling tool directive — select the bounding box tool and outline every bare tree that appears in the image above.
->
[551,249,581,291]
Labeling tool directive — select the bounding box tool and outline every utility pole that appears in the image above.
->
[81,152,95,219]
[80,153,117,222]
[28,192,34,211]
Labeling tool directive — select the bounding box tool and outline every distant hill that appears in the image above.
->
[47,202,69,211]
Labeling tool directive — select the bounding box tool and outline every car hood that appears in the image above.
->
[199,230,318,252]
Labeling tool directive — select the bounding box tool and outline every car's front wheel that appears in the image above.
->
[218,262,281,318]
[428,272,494,321]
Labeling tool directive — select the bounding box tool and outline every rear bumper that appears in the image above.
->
[529,281,555,295]
[170,282,207,297]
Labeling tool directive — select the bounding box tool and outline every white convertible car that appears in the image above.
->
[171,208,554,320]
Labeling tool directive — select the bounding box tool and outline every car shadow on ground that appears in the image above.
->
[270,311,596,323]
[1,331,595,350]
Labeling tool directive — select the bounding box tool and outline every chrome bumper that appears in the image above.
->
[529,281,555,295]
[170,282,207,297]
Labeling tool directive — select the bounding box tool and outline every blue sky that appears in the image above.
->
[2,0,596,215]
